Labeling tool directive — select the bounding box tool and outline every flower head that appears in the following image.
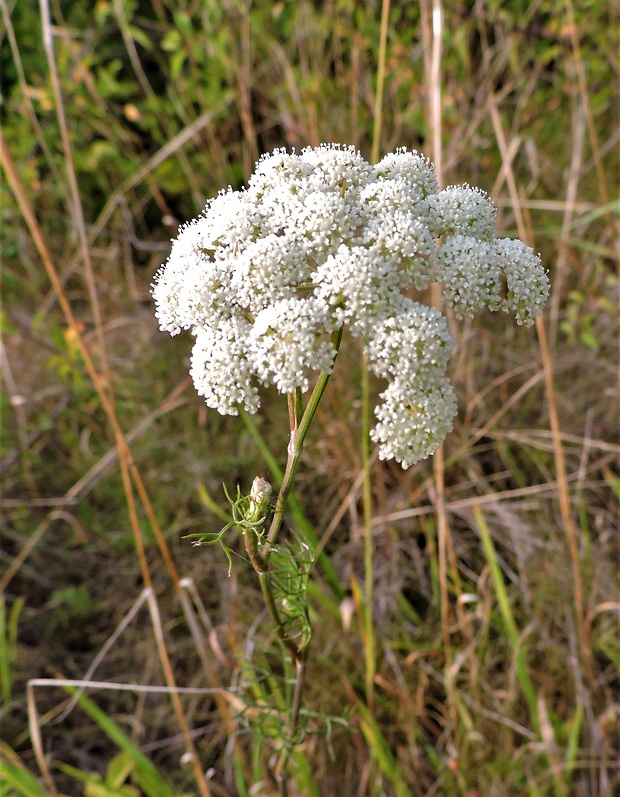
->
[249,297,336,394]
[153,144,549,466]
[371,375,458,467]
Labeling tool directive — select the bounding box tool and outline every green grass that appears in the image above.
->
[1,1,618,796]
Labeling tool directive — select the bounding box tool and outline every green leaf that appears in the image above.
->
[240,409,345,600]
[106,752,137,789]
[358,704,411,797]
[0,745,49,797]
[161,29,182,52]
[170,50,188,81]
[127,24,152,52]
[60,687,176,797]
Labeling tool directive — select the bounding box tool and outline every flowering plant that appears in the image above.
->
[152,144,549,776]
[153,144,548,467]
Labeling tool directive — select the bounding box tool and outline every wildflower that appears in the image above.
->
[249,297,337,394]
[153,144,549,466]
[371,375,458,467]
[428,185,497,241]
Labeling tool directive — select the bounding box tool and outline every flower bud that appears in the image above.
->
[247,476,272,523]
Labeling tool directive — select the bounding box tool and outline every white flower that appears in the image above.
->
[152,218,234,335]
[364,301,456,466]
[153,144,550,466]
[360,185,435,291]
[248,297,336,394]
[429,185,497,241]
[288,189,364,252]
[228,232,312,314]
[373,148,439,202]
[371,375,458,468]
[493,238,550,325]
[432,235,503,318]
[301,144,374,193]
[365,300,454,380]
[190,318,259,415]
[312,244,406,338]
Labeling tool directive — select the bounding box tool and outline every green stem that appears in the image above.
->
[257,571,299,659]
[242,528,268,573]
[247,327,343,790]
[274,657,306,779]
[366,0,389,705]
[361,353,375,712]
[371,0,391,165]
[265,326,343,554]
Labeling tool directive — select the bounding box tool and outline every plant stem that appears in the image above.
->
[366,0,390,706]
[361,352,375,713]
[265,326,343,554]
[242,528,268,573]
[243,327,343,790]
[371,0,391,164]
[257,570,299,660]
[274,657,306,779]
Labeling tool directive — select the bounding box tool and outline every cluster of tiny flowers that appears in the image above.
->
[153,144,549,467]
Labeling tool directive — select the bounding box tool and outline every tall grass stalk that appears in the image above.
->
[362,0,392,719]
[473,505,571,797]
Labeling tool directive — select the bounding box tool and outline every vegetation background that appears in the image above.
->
[1,1,618,796]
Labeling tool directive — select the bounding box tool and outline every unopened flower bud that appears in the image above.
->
[247,477,272,523]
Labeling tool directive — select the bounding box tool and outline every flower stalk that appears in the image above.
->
[265,326,343,554]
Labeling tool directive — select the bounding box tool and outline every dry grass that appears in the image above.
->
[1,1,618,796]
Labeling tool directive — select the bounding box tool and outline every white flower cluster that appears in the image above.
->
[153,145,549,467]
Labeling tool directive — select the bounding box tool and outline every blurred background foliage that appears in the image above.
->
[1,1,618,796]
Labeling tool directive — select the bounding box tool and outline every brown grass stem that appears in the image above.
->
[0,130,213,797]
[39,0,112,401]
